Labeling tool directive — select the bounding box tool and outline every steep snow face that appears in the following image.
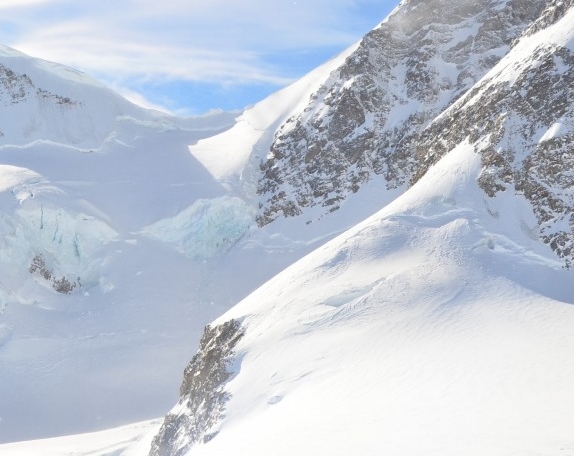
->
[256,0,546,226]
[156,142,574,456]
[413,1,574,265]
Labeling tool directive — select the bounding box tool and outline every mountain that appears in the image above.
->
[146,0,574,455]
[151,145,574,456]
[0,44,158,148]
[2,0,574,454]
[190,0,574,267]
[255,0,547,225]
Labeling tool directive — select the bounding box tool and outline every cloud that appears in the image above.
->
[0,0,56,8]
[1,0,392,112]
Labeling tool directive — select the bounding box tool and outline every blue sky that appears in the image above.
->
[0,0,398,116]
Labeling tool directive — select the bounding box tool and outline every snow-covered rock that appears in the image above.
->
[149,320,244,456]
[413,0,574,266]
[255,0,546,226]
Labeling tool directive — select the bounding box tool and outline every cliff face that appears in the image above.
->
[149,320,244,456]
[256,0,546,226]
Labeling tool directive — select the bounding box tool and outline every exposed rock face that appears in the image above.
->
[0,62,80,137]
[0,63,35,106]
[149,320,244,456]
[254,0,574,266]
[256,0,547,226]
[28,254,79,294]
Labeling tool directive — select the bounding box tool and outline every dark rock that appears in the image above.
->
[149,320,244,456]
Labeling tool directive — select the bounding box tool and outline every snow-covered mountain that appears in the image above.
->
[151,144,574,456]
[255,0,547,225]
[147,0,574,455]
[0,44,161,149]
[2,0,574,454]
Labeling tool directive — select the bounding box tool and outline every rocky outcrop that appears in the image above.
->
[0,63,35,106]
[28,254,79,294]
[520,0,574,38]
[149,320,244,456]
[253,0,574,266]
[0,63,79,108]
[256,0,547,226]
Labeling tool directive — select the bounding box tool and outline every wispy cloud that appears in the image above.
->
[0,0,392,113]
[0,0,57,9]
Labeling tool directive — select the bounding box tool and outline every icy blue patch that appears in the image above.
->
[142,196,254,260]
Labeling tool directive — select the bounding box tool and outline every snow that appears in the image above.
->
[0,420,160,456]
[0,43,380,445]
[189,42,359,194]
[2,2,574,455]
[184,142,574,456]
[0,47,253,441]
[539,120,566,142]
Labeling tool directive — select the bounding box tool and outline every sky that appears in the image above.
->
[0,0,398,116]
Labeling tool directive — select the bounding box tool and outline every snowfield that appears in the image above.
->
[0,41,378,443]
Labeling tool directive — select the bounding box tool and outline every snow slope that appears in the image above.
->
[8,138,573,456]
[0,420,161,456]
[189,42,359,198]
[160,142,574,456]
[12,144,574,456]
[0,113,243,441]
